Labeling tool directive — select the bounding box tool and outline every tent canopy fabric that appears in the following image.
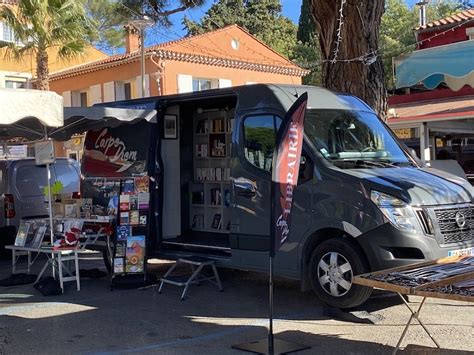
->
[50,107,157,141]
[0,89,156,141]
[395,40,474,91]
[0,88,64,127]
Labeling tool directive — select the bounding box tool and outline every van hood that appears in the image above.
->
[342,167,474,206]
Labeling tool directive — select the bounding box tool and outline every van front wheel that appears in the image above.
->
[309,238,372,309]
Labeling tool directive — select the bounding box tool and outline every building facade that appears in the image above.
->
[388,8,474,181]
[48,25,307,106]
[0,0,107,90]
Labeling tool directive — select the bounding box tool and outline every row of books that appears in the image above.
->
[119,210,147,226]
[121,176,149,195]
[195,118,234,134]
[196,167,231,182]
[119,193,150,211]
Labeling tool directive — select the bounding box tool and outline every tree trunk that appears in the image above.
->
[36,49,49,91]
[309,0,387,118]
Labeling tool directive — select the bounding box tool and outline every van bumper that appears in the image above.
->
[356,223,474,271]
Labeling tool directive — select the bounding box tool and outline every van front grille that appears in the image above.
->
[433,205,474,244]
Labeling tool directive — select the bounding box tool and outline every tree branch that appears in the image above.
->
[154,5,188,17]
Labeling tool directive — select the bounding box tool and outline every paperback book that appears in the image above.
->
[126,235,145,273]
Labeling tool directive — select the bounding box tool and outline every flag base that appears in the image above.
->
[232,338,310,354]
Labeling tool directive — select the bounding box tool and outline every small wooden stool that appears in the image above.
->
[158,256,223,300]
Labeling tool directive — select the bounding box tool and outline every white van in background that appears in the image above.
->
[0,158,80,252]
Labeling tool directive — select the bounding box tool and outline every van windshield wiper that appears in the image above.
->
[331,159,411,169]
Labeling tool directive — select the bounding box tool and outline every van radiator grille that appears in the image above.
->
[434,206,474,244]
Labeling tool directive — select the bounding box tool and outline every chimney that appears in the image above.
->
[416,1,429,27]
[124,24,140,53]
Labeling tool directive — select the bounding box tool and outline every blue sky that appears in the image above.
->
[144,0,418,47]
[145,0,303,46]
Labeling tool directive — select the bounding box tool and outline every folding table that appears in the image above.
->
[354,256,474,354]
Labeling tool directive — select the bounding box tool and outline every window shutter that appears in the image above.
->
[177,74,193,93]
[71,91,81,107]
[135,74,150,98]
[90,84,102,105]
[103,82,115,102]
[62,91,71,107]
[115,82,125,101]
[218,79,232,88]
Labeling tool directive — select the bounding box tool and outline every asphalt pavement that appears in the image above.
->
[0,253,472,354]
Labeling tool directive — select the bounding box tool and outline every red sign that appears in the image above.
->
[271,92,308,257]
[82,122,150,177]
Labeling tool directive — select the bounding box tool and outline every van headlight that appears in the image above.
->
[370,191,420,234]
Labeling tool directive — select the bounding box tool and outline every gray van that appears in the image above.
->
[106,84,474,308]
[0,158,80,250]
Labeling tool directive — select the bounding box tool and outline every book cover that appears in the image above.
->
[192,214,204,229]
[115,242,125,257]
[121,179,135,195]
[126,235,145,273]
[117,225,131,241]
[211,214,222,229]
[139,211,147,225]
[119,194,130,211]
[130,211,139,225]
[135,176,149,193]
[29,226,47,248]
[113,258,124,273]
[129,195,138,210]
[14,223,31,247]
[138,192,150,210]
[120,211,130,225]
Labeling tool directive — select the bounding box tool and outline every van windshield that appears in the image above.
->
[305,109,415,169]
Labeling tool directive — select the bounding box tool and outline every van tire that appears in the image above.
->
[309,238,372,309]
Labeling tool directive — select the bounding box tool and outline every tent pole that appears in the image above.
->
[44,127,55,279]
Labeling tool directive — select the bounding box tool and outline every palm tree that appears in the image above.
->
[0,0,95,90]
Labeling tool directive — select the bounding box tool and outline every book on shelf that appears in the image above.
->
[121,179,135,195]
[195,144,208,158]
[113,258,124,273]
[228,118,235,133]
[209,135,226,157]
[135,176,149,193]
[196,119,208,134]
[130,211,139,225]
[211,119,225,133]
[196,168,230,182]
[191,214,204,229]
[210,188,222,205]
[117,225,131,242]
[139,211,147,225]
[138,192,150,210]
[120,211,130,225]
[211,213,222,229]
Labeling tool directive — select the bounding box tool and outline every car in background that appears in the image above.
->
[0,158,80,252]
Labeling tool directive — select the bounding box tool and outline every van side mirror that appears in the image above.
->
[409,148,418,159]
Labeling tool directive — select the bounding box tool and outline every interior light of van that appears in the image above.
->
[370,190,420,234]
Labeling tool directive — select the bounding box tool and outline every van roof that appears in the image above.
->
[105,84,375,115]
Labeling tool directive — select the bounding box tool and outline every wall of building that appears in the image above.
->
[49,57,302,105]
[418,24,472,49]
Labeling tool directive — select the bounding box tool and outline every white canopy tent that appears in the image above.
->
[0,88,157,248]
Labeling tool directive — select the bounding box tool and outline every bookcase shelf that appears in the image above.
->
[191,109,233,233]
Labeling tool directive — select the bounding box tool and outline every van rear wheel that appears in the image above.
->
[309,238,372,309]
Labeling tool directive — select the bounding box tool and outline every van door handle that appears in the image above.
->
[234,178,257,198]
[236,188,257,198]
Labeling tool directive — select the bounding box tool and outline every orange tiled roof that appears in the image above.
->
[49,25,308,81]
[417,8,474,31]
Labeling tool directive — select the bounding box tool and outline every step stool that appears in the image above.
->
[158,256,223,300]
